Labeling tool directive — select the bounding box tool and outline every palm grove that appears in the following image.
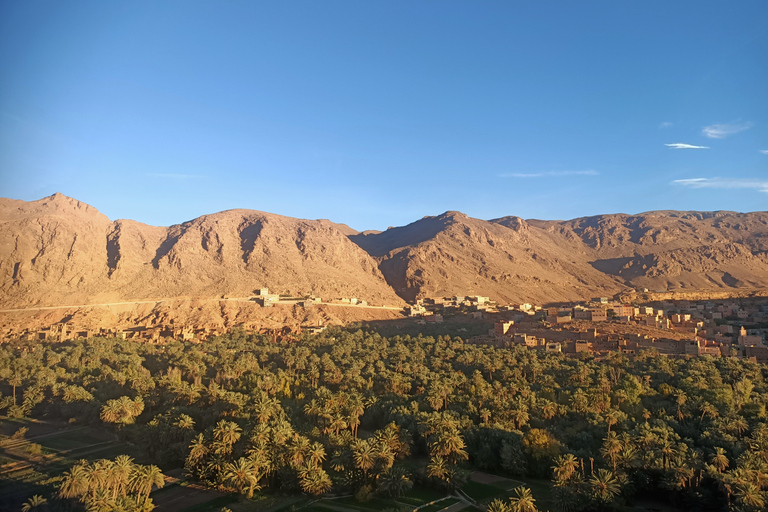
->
[1,326,768,511]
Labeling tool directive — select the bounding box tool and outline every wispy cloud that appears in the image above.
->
[702,121,753,139]
[147,173,204,180]
[659,122,673,129]
[760,150,768,155]
[665,143,709,149]
[672,177,768,193]
[500,170,599,178]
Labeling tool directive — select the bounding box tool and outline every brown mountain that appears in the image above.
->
[1,194,767,310]
[0,193,402,308]
[350,210,768,303]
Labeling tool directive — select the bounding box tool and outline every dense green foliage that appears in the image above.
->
[2,327,768,511]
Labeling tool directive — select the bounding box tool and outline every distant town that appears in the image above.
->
[3,287,767,364]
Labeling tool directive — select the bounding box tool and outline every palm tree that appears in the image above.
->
[303,398,321,424]
[602,432,624,472]
[509,486,537,512]
[353,440,375,479]
[430,430,468,463]
[729,416,749,436]
[328,414,348,436]
[674,390,687,421]
[605,409,621,434]
[427,456,449,480]
[100,396,144,426]
[657,438,676,469]
[186,433,209,476]
[616,444,639,471]
[308,442,326,468]
[87,460,114,499]
[348,394,365,438]
[223,457,260,498]
[21,494,47,512]
[378,466,413,498]
[112,455,135,498]
[59,463,90,499]
[552,454,579,484]
[299,467,333,495]
[288,435,310,469]
[86,487,113,512]
[213,420,242,449]
[541,401,558,420]
[175,414,195,430]
[733,481,765,510]
[130,464,165,505]
[99,401,122,424]
[711,447,729,474]
[552,485,580,512]
[511,408,530,430]
[253,394,276,424]
[589,469,621,505]
[487,499,511,512]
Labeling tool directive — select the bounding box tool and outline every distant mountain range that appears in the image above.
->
[2,193,768,308]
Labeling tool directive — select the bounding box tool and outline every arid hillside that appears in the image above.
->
[351,210,768,303]
[350,212,624,303]
[2,194,768,310]
[0,194,402,308]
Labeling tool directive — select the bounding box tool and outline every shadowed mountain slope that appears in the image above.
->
[0,194,402,308]
[350,210,768,303]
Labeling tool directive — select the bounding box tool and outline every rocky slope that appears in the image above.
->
[351,210,768,303]
[2,194,767,309]
[0,194,403,308]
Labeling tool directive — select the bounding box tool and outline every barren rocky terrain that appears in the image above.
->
[2,194,768,318]
[0,194,401,309]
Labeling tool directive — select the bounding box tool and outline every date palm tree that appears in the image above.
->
[487,499,511,512]
[600,433,622,471]
[353,440,375,479]
[223,457,260,498]
[59,463,90,499]
[674,390,687,422]
[552,454,580,484]
[733,481,765,510]
[86,487,113,512]
[21,494,47,512]
[308,442,326,468]
[509,486,537,512]
[299,467,333,496]
[711,447,729,474]
[130,464,165,505]
[427,456,449,480]
[378,466,413,498]
[589,469,621,505]
[213,420,242,449]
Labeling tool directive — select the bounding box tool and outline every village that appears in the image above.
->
[460,295,768,363]
[2,288,768,364]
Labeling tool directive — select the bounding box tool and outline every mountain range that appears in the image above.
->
[2,193,768,309]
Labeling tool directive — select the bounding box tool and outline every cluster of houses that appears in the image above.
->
[3,288,767,364]
[252,288,368,308]
[1,287,374,343]
[465,297,768,362]
[4,321,226,344]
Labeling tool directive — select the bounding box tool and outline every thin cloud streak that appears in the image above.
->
[665,143,709,149]
[659,122,673,129]
[760,150,768,155]
[673,177,768,193]
[500,170,599,178]
[702,121,753,139]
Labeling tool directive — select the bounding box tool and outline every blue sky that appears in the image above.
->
[1,1,766,231]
